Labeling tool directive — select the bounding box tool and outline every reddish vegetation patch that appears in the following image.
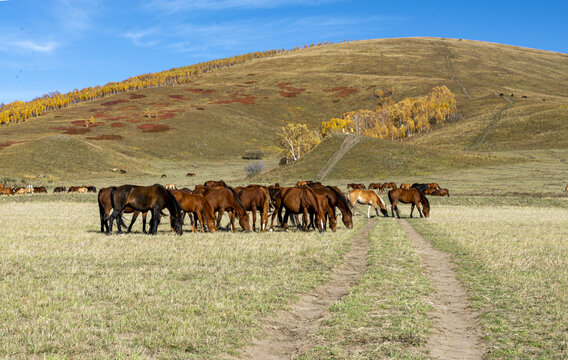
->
[101,99,130,107]
[323,86,358,98]
[51,126,91,135]
[86,135,124,141]
[211,94,256,105]
[126,118,147,124]
[117,105,138,111]
[138,124,171,133]
[158,112,177,119]
[244,81,257,84]
[104,116,127,121]
[110,122,126,128]
[0,140,27,150]
[169,95,186,100]
[129,93,146,99]
[186,88,215,94]
[70,120,104,128]
[277,82,306,97]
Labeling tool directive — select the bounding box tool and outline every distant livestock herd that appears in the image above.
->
[0,184,96,195]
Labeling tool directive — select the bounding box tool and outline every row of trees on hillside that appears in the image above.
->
[0,40,351,126]
[320,86,457,140]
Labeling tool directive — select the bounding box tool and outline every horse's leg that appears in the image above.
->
[303,207,310,232]
[394,201,401,219]
[374,201,380,217]
[252,205,257,232]
[216,208,224,229]
[142,212,148,233]
[195,211,203,232]
[410,203,415,218]
[181,211,186,224]
[282,209,291,231]
[127,211,139,233]
[367,204,371,218]
[417,202,424,218]
[151,208,161,234]
[228,210,236,232]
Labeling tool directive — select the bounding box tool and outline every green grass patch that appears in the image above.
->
[298,219,432,359]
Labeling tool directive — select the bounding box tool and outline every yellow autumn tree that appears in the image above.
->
[276,123,321,162]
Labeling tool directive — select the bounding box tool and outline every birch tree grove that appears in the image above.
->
[276,123,321,162]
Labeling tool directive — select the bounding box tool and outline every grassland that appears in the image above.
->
[412,203,568,359]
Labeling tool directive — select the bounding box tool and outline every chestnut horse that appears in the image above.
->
[193,186,250,232]
[432,188,450,197]
[98,186,150,233]
[368,183,384,192]
[388,188,430,218]
[107,184,183,235]
[234,185,271,232]
[310,184,353,229]
[383,182,397,190]
[347,189,389,218]
[309,192,337,231]
[347,183,366,190]
[400,183,412,189]
[270,187,325,232]
[204,180,227,188]
[427,183,441,190]
[170,189,217,232]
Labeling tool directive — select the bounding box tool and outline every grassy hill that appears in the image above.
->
[1,37,567,182]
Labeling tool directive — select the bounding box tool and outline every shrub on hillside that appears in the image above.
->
[244,161,265,177]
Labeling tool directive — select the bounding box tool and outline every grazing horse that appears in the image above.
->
[164,184,176,190]
[34,187,47,193]
[68,186,88,193]
[98,186,150,233]
[310,184,353,229]
[368,183,384,192]
[270,187,325,232]
[388,188,430,218]
[186,172,196,177]
[53,186,66,193]
[170,190,217,233]
[424,188,436,195]
[86,186,97,193]
[427,183,441,191]
[309,192,337,231]
[107,184,183,235]
[204,180,227,188]
[0,187,15,195]
[347,183,366,190]
[383,182,397,190]
[347,189,389,218]
[432,188,450,197]
[161,174,167,178]
[411,183,428,193]
[234,185,271,232]
[193,186,250,232]
[400,183,412,189]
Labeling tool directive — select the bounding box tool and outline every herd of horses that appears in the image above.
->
[97,180,439,236]
[0,184,96,195]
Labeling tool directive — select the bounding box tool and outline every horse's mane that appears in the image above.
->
[326,186,352,215]
[226,185,247,215]
[157,184,182,216]
[418,188,430,208]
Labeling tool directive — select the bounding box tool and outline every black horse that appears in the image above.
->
[107,184,183,235]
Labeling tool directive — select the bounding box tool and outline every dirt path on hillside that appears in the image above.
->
[399,219,485,360]
[235,218,375,359]
[467,95,514,151]
[446,44,473,100]
[315,135,361,181]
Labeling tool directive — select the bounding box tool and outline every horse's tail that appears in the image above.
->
[110,186,116,209]
[345,190,355,209]
[98,188,106,232]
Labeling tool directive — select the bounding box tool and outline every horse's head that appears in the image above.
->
[329,214,337,232]
[207,217,217,232]
[170,211,183,235]
[342,211,353,229]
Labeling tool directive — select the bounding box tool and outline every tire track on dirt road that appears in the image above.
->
[315,135,361,181]
[467,95,514,151]
[236,218,375,360]
[399,219,486,360]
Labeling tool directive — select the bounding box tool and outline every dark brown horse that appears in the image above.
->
[53,186,66,193]
[347,183,366,190]
[310,184,353,229]
[388,188,430,218]
[234,185,271,232]
[107,184,183,235]
[171,190,217,232]
[193,186,250,232]
[368,183,384,192]
[270,187,325,232]
[34,187,47,193]
[383,182,397,190]
[432,188,450,197]
[98,186,149,233]
[310,192,337,231]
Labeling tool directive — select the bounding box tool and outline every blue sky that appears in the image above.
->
[1,0,566,105]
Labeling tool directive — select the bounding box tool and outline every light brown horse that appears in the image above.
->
[400,183,412,189]
[68,186,88,193]
[234,185,271,232]
[427,183,441,190]
[193,186,250,232]
[388,188,430,218]
[170,190,217,232]
[270,187,325,232]
[347,189,389,218]
[368,183,384,192]
[311,192,337,231]
[0,187,15,195]
[347,183,366,190]
[383,182,397,190]
[432,188,450,197]
[424,188,437,195]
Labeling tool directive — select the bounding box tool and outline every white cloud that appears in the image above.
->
[123,28,161,47]
[0,40,59,54]
[144,0,336,12]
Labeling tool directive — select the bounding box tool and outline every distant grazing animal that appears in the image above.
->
[34,187,47,194]
[400,183,412,189]
[119,169,127,174]
[0,184,3,190]
[382,182,397,190]
[411,183,428,193]
[68,186,88,193]
[0,187,15,195]
[270,187,325,232]
[204,180,227,188]
[432,188,450,197]
[193,186,250,232]
[510,93,514,97]
[424,188,436,195]
[112,168,118,172]
[347,189,389,218]
[86,186,97,193]
[234,185,271,232]
[347,183,366,190]
[499,93,504,97]
[53,186,66,193]
[98,186,150,233]
[388,188,430,218]
[24,185,34,194]
[522,95,527,99]
[186,172,196,177]
[296,181,309,187]
[107,184,183,235]
[368,183,384,192]
[565,184,568,192]
[164,184,176,190]
[170,190,217,233]
[161,174,167,178]
[15,187,26,195]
